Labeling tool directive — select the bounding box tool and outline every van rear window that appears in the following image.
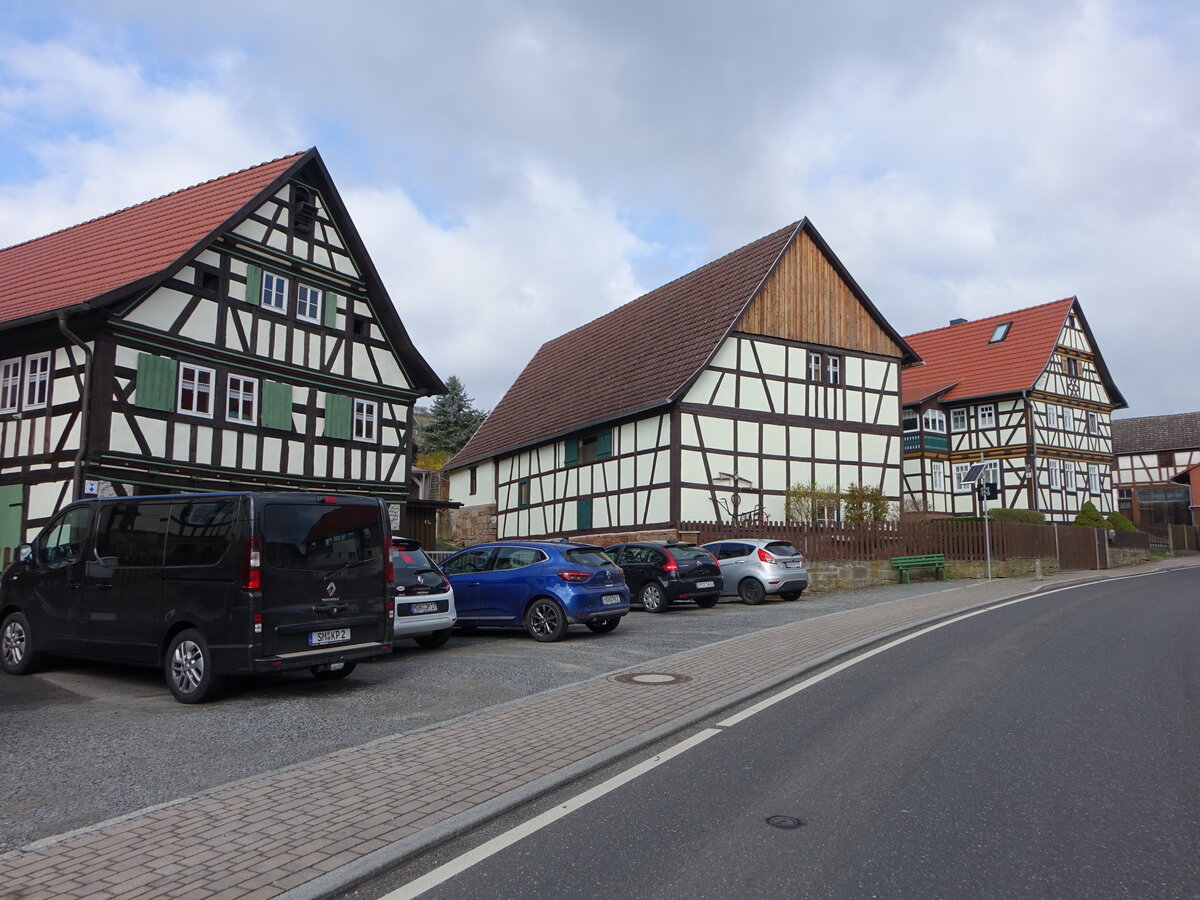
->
[263,504,383,572]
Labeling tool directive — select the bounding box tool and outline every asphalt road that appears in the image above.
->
[0,579,955,852]
[368,570,1200,900]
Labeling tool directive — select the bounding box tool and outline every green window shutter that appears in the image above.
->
[564,438,579,466]
[261,381,293,431]
[577,498,593,530]
[135,353,177,411]
[244,264,262,305]
[0,483,23,561]
[324,393,351,439]
[596,429,613,460]
[323,291,339,328]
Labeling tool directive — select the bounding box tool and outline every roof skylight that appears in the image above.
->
[989,322,1011,343]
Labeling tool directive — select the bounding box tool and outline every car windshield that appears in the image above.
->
[669,546,713,562]
[764,541,801,557]
[563,548,612,567]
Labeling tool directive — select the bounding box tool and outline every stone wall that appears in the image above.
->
[449,504,498,547]
[805,556,1061,593]
[1109,547,1150,567]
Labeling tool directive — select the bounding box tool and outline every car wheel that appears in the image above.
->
[311,661,357,680]
[414,629,451,649]
[165,629,222,704]
[694,595,719,609]
[1,611,39,675]
[525,598,568,642]
[779,590,803,601]
[738,578,766,605]
[639,582,669,613]
[586,616,621,634]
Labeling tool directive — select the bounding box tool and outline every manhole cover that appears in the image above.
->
[611,672,693,685]
[766,815,804,829]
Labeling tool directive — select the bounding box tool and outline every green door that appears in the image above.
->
[0,484,23,568]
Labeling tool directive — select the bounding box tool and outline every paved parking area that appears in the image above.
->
[1,559,1195,899]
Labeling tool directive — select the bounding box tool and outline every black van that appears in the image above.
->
[0,492,394,703]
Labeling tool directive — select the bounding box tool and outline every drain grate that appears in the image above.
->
[611,672,693,686]
[766,815,804,829]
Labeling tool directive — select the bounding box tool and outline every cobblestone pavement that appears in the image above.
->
[2,558,1196,900]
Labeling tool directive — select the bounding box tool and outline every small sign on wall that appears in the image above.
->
[83,480,98,495]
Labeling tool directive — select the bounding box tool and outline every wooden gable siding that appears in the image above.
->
[738,232,902,358]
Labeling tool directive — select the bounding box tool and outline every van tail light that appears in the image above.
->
[757,548,776,563]
[556,571,592,583]
[253,613,263,635]
[385,543,395,584]
[243,537,262,591]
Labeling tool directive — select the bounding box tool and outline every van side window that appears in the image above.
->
[165,499,239,566]
[95,502,171,567]
[35,506,93,566]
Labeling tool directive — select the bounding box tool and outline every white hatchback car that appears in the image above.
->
[391,538,457,648]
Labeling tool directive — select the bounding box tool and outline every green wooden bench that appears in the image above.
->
[891,553,946,583]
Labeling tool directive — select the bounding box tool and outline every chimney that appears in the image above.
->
[949,317,968,326]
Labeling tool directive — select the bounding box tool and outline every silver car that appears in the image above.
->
[391,538,457,648]
[701,539,809,604]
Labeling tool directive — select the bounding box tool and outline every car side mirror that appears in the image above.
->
[16,543,33,565]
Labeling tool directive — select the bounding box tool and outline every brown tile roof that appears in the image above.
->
[1112,411,1200,454]
[448,221,803,467]
[0,152,307,327]
[901,298,1080,405]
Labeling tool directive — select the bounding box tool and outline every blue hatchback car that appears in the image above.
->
[441,541,630,641]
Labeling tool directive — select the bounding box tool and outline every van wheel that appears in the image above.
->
[311,661,357,680]
[525,598,568,642]
[414,629,451,649]
[165,629,222,704]
[738,579,766,605]
[1,611,39,675]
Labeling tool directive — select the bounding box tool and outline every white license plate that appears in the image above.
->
[601,594,623,606]
[410,601,439,614]
[696,580,715,589]
[784,561,802,568]
[308,628,350,647]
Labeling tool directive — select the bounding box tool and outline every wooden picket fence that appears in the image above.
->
[680,519,1151,571]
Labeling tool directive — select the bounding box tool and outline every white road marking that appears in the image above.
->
[382,727,723,899]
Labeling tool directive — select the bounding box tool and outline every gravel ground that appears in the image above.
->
[0,578,973,851]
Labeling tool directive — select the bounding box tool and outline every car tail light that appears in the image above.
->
[243,537,261,591]
[705,551,719,564]
[318,495,338,504]
[662,556,679,572]
[556,571,593,583]
[386,598,395,617]
[253,612,262,634]
[384,535,394,584]
[757,548,776,563]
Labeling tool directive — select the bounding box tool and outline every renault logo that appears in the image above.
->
[326,582,337,597]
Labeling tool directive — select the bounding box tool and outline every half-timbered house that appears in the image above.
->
[443,219,918,542]
[0,149,444,561]
[1111,411,1200,528]
[900,298,1125,521]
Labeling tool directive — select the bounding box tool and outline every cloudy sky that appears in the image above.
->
[1,0,1196,417]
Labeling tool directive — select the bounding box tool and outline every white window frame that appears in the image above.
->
[950,408,968,433]
[1088,463,1101,495]
[1046,405,1059,430]
[984,460,1001,490]
[827,355,841,385]
[22,352,51,410]
[902,409,919,433]
[1063,407,1075,432]
[297,283,322,323]
[808,352,822,382]
[923,409,947,433]
[1087,411,1099,435]
[0,357,21,413]
[178,363,215,418]
[932,462,946,493]
[226,374,259,424]
[977,403,996,429]
[353,399,378,442]
[261,271,288,314]
[953,463,971,494]
[1048,459,1062,490]
[1063,460,1076,492]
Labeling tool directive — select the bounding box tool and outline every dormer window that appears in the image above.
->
[989,322,1011,343]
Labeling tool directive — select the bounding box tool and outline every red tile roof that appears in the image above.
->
[0,152,307,326]
[448,222,802,468]
[901,298,1077,405]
